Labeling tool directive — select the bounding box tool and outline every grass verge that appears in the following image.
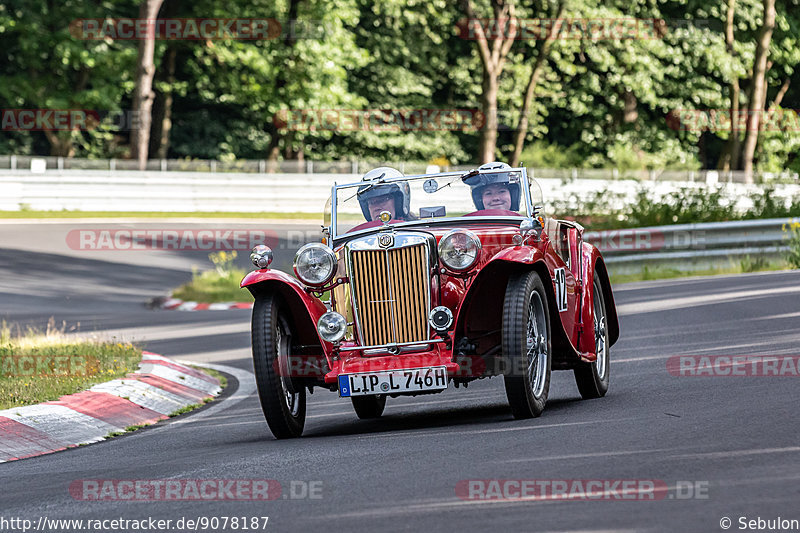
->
[0,322,141,410]
[191,366,228,391]
[609,257,792,284]
[171,268,253,303]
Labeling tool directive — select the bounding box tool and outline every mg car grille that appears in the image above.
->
[350,244,429,346]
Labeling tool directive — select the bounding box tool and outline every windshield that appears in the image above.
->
[325,168,544,240]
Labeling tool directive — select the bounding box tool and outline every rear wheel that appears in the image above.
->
[502,271,551,419]
[573,277,610,399]
[351,395,386,419]
[252,294,306,438]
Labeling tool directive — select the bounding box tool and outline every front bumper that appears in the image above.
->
[324,352,460,384]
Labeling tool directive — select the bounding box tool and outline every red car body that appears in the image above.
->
[242,167,619,438]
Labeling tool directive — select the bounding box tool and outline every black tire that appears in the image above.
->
[252,294,306,439]
[573,277,610,399]
[502,271,552,419]
[351,395,386,419]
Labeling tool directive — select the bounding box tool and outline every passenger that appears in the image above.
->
[464,161,521,212]
[356,167,413,221]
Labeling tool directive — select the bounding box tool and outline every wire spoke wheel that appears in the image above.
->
[525,293,548,398]
[503,271,551,419]
[574,277,610,399]
[252,294,306,438]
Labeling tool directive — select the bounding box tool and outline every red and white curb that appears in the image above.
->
[0,351,222,464]
[158,298,253,311]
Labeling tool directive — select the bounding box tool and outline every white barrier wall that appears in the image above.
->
[1,169,799,213]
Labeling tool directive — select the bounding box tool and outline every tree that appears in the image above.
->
[741,0,776,180]
[510,0,564,166]
[719,0,742,171]
[460,0,518,163]
[0,0,137,157]
[129,0,164,169]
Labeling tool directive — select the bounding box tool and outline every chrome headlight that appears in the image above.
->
[293,243,337,286]
[438,229,481,272]
[250,245,273,269]
[317,311,347,343]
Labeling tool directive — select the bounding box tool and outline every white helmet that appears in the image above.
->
[356,167,411,220]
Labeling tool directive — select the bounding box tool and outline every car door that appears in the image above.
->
[546,219,584,343]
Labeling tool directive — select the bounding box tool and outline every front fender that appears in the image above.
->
[241,269,332,366]
[488,245,542,265]
[455,244,583,368]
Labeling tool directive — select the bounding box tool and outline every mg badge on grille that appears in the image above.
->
[378,233,394,248]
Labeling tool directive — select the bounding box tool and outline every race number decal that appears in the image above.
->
[554,267,568,312]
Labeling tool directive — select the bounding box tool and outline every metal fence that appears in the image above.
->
[2,155,798,184]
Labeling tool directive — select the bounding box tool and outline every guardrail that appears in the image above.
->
[585,218,798,274]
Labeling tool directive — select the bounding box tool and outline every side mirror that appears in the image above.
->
[513,217,543,245]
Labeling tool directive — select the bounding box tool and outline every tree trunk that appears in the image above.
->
[461,0,516,164]
[719,0,741,171]
[741,0,776,181]
[129,0,164,170]
[149,45,176,159]
[510,0,564,167]
[265,0,302,164]
[44,131,75,157]
[480,72,500,163]
[622,90,638,123]
[149,0,177,160]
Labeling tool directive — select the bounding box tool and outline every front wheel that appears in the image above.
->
[351,395,386,419]
[573,277,610,399]
[252,294,306,439]
[502,271,552,419]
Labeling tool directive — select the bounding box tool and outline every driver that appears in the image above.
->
[464,161,521,212]
[356,167,413,221]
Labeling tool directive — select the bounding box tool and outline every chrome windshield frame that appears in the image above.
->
[328,167,537,242]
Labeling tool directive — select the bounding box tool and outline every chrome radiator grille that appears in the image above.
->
[350,244,429,346]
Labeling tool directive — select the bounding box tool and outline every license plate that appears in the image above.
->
[338,366,448,397]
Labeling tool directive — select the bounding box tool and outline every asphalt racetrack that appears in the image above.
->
[1,221,799,533]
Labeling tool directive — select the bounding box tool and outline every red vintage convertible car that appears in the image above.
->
[242,163,619,438]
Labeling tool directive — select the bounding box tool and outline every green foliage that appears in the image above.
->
[519,141,584,169]
[783,221,800,268]
[569,185,800,230]
[209,251,238,276]
[172,251,251,303]
[626,187,738,227]
[1,0,800,170]
[739,254,768,272]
